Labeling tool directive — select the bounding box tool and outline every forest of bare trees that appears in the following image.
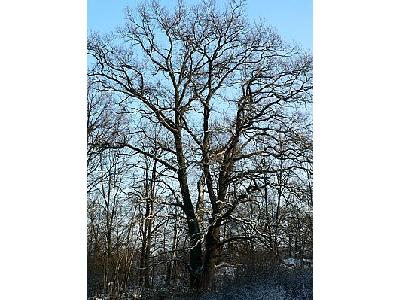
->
[87,0,312,298]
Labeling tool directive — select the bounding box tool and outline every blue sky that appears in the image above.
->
[88,0,312,51]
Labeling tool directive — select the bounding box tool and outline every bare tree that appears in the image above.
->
[88,0,312,292]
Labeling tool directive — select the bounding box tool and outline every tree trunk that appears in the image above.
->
[200,225,222,290]
[139,155,156,288]
[166,214,178,286]
[174,131,203,289]
[196,174,205,231]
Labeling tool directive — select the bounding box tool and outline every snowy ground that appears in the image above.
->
[188,279,311,299]
[89,265,312,300]
[185,267,312,300]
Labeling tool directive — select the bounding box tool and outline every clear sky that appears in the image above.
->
[88,0,312,51]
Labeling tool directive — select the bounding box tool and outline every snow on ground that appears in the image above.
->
[88,265,312,300]
[192,278,311,300]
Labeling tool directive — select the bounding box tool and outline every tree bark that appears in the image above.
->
[174,131,203,289]
[200,225,222,290]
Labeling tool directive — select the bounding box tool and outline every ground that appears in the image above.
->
[89,264,312,300]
